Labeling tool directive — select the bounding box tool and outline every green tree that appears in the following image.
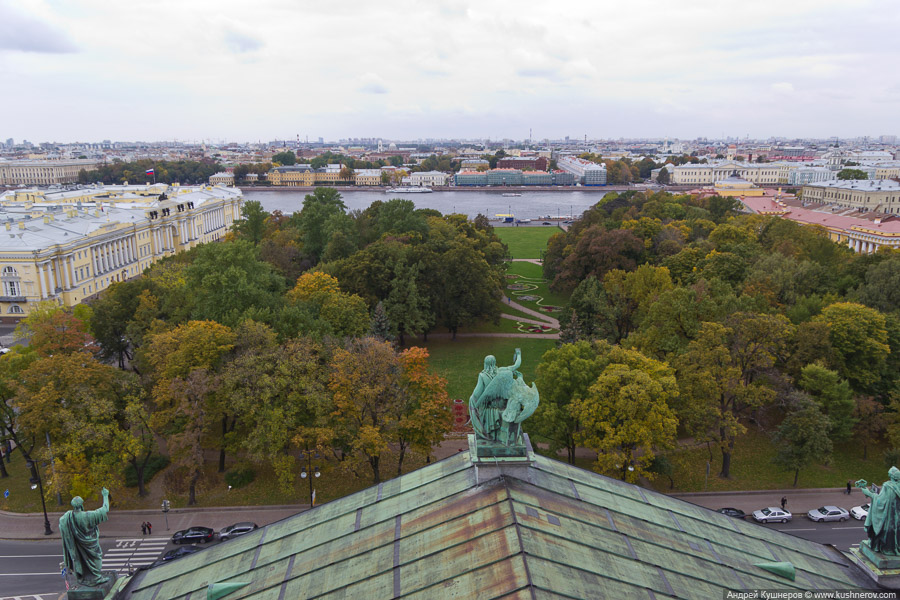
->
[370,301,394,342]
[292,187,352,264]
[186,240,286,327]
[814,302,890,392]
[774,393,833,487]
[798,363,856,441]
[272,151,296,166]
[571,347,679,482]
[232,200,269,245]
[530,341,605,463]
[385,260,432,346]
[837,169,869,180]
[656,167,670,185]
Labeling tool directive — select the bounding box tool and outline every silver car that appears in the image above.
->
[753,507,792,523]
[807,506,849,522]
[219,522,258,541]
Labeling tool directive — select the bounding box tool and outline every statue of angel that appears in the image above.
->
[468,348,539,446]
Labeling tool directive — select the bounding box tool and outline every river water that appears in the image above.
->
[245,189,606,221]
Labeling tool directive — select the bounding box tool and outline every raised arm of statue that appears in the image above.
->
[503,348,522,374]
[857,479,876,500]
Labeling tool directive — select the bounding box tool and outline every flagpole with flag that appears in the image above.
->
[146,167,156,184]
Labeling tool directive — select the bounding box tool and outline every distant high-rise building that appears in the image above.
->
[4,138,12,148]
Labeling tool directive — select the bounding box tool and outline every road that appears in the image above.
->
[0,517,873,598]
[0,535,175,599]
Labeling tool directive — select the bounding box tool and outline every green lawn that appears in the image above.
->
[646,427,889,493]
[420,337,557,401]
[504,262,570,313]
[495,226,561,259]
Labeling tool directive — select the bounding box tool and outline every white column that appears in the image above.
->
[62,256,71,289]
[42,262,52,295]
[37,262,47,299]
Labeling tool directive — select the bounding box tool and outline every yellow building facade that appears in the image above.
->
[0,184,242,321]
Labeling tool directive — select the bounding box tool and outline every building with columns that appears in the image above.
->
[739,193,900,255]
[0,184,242,321]
[0,159,101,186]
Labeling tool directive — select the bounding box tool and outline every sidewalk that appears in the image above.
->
[0,503,308,540]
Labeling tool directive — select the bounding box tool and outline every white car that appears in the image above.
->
[753,507,792,523]
[807,506,849,522]
[851,504,870,521]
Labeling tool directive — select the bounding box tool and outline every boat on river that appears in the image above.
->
[385,186,432,193]
[502,192,522,197]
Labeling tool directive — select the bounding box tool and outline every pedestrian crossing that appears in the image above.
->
[0,594,60,600]
[102,537,169,574]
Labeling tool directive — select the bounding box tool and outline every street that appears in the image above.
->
[0,536,175,599]
[0,515,874,598]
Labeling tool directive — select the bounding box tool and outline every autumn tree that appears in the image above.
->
[396,347,453,474]
[221,328,328,491]
[675,315,789,478]
[143,320,235,503]
[11,351,148,498]
[287,272,370,338]
[325,337,450,483]
[571,346,679,482]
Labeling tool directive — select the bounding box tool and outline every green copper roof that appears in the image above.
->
[113,445,875,599]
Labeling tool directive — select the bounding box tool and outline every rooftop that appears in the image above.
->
[804,180,900,191]
[113,441,876,599]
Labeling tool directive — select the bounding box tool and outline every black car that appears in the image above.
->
[715,507,747,519]
[171,526,215,544]
[219,522,259,541]
[162,545,201,561]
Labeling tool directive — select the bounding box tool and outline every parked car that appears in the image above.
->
[807,506,849,522]
[752,507,792,523]
[715,507,746,519]
[541,222,551,225]
[219,522,259,541]
[851,504,871,521]
[171,526,215,544]
[161,546,201,561]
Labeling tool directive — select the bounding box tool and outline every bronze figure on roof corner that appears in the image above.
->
[468,348,539,456]
[60,486,117,594]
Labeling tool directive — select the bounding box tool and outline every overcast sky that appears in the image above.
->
[2,0,898,143]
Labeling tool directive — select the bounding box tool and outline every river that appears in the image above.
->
[244,189,607,221]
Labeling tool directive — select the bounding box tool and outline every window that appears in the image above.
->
[2,266,17,277]
[8,305,23,314]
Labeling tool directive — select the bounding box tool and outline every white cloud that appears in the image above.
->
[2,0,899,141]
[0,1,77,53]
[358,73,389,95]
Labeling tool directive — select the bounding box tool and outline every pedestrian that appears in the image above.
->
[147,522,152,535]
[141,522,147,536]
[847,480,852,495]
[780,496,787,510]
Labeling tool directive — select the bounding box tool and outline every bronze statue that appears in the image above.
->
[59,487,110,587]
[468,348,539,446]
[857,468,900,555]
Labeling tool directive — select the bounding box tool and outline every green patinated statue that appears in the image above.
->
[468,348,539,447]
[60,487,110,587]
[857,468,900,555]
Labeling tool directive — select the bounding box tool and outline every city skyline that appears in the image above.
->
[2,0,899,142]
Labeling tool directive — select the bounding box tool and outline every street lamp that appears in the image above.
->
[27,460,52,535]
[299,451,321,508]
[161,499,170,530]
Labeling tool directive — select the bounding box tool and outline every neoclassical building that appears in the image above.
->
[0,159,100,186]
[0,184,242,321]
